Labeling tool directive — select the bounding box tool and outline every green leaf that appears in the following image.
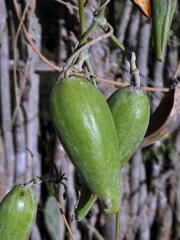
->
[44,196,60,240]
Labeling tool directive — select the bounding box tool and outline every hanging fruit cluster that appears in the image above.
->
[50,65,150,219]
[0,0,177,237]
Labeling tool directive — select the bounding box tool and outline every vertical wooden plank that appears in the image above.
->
[24,7,41,240]
[137,14,151,240]
[122,9,140,83]
[14,105,27,184]
[0,0,15,191]
[117,1,133,43]
[137,15,151,81]
[25,10,41,200]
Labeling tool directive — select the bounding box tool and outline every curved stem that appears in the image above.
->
[98,23,125,52]
[110,34,125,52]
[79,0,110,46]
[64,23,113,76]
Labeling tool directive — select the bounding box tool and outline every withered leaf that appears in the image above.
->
[132,0,151,17]
[142,86,180,147]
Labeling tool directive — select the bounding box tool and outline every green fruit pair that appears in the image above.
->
[76,79,150,221]
[0,185,37,240]
[50,76,121,215]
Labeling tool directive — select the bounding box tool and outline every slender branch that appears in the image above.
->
[79,0,110,46]
[8,60,169,93]
[11,1,169,93]
[63,23,113,76]
[13,0,32,110]
[110,34,125,51]
[98,22,125,52]
[78,0,96,80]
[62,0,111,75]
[13,0,61,71]
[56,199,74,240]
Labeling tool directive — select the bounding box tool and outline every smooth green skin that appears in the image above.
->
[108,86,150,167]
[50,76,121,214]
[76,86,150,220]
[75,183,97,221]
[151,0,177,61]
[0,185,37,240]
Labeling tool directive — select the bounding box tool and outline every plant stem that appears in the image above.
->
[115,211,120,240]
[79,1,108,46]
[98,23,125,52]
[110,34,125,52]
[79,21,97,46]
[78,0,85,36]
[64,23,113,75]
[130,52,141,87]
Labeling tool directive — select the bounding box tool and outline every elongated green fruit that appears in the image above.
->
[50,76,121,214]
[108,86,150,167]
[75,85,150,220]
[151,0,177,61]
[0,185,37,240]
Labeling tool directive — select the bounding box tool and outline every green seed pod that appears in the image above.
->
[75,85,150,220]
[0,185,37,240]
[50,76,121,214]
[151,0,177,61]
[108,86,150,167]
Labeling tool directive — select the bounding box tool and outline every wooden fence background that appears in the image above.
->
[0,0,180,239]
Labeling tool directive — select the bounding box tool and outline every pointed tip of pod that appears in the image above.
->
[103,182,122,216]
[155,52,164,62]
[104,196,121,216]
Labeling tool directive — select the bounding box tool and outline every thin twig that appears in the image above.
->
[13,0,32,106]
[63,23,113,76]
[12,0,32,127]
[53,179,74,240]
[12,1,169,93]
[98,23,125,52]
[13,0,61,71]
[79,0,110,46]
[57,200,74,240]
